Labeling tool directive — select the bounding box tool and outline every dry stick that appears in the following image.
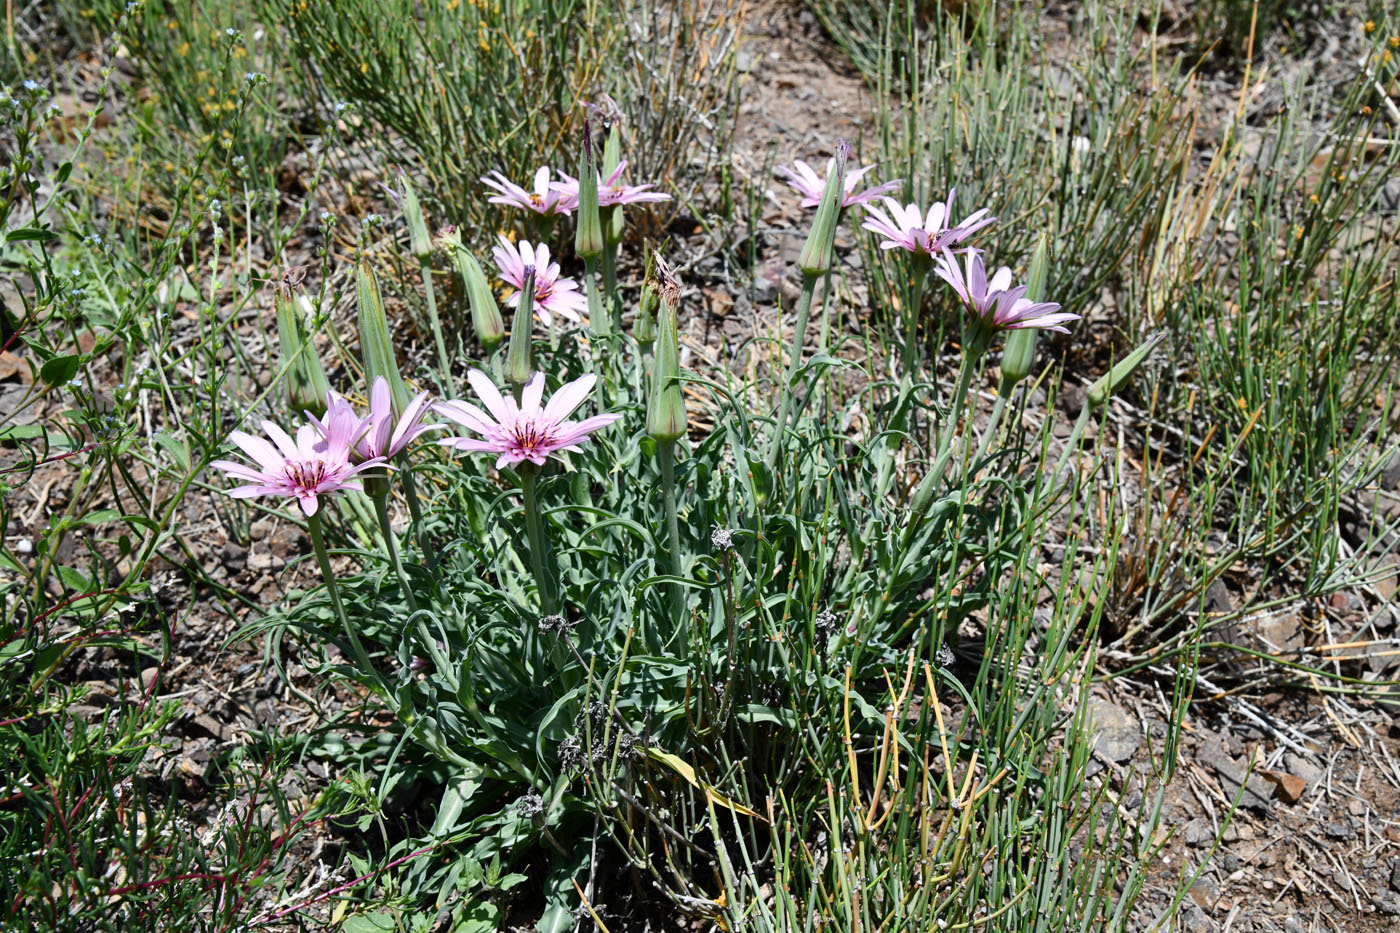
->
[1149,664,1313,757]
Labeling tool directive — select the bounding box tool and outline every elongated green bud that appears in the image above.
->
[356,262,412,415]
[603,120,624,247]
[646,258,687,443]
[399,172,433,259]
[1086,330,1168,409]
[443,230,505,351]
[575,118,604,261]
[504,267,536,388]
[635,282,658,347]
[797,139,848,277]
[999,234,1051,391]
[275,286,331,418]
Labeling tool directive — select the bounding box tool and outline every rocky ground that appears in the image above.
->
[4,1,1399,930]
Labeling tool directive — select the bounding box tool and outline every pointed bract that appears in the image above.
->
[481,166,577,216]
[862,189,995,257]
[934,249,1080,334]
[491,237,588,326]
[212,421,385,516]
[777,155,899,209]
[436,371,622,469]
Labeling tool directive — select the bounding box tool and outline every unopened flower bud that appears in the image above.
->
[355,263,412,416]
[275,285,331,419]
[575,118,604,262]
[603,120,625,247]
[999,233,1051,391]
[445,237,505,352]
[646,257,687,443]
[504,267,536,388]
[1085,330,1168,409]
[398,172,433,259]
[635,281,658,346]
[797,139,848,277]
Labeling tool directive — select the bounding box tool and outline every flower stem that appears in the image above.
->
[920,327,990,495]
[764,271,820,476]
[419,257,453,393]
[602,239,621,335]
[1050,403,1094,490]
[658,439,684,626]
[970,391,1010,476]
[307,510,380,692]
[899,260,929,380]
[585,257,606,338]
[399,465,427,552]
[371,492,419,613]
[519,467,557,615]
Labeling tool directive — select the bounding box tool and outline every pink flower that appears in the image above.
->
[491,237,589,326]
[861,190,995,257]
[776,157,900,208]
[310,377,440,462]
[550,160,670,207]
[934,249,1080,333]
[211,420,384,516]
[481,166,577,216]
[435,370,622,470]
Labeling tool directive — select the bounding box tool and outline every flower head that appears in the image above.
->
[933,250,1080,333]
[436,370,622,470]
[777,157,900,208]
[491,237,588,326]
[310,377,440,462]
[482,166,577,216]
[551,160,670,207]
[862,190,995,257]
[211,420,384,516]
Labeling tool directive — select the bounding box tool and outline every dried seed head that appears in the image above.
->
[514,793,545,818]
[936,643,955,668]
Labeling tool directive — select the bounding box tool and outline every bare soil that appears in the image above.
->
[5,1,1399,931]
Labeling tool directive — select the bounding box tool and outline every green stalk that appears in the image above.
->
[970,391,1010,474]
[900,269,928,380]
[519,466,557,614]
[659,439,684,626]
[601,234,621,335]
[419,256,453,392]
[371,490,419,613]
[816,262,837,356]
[896,256,929,381]
[399,462,427,551]
[307,510,381,693]
[1050,403,1094,490]
[928,326,989,483]
[764,271,820,475]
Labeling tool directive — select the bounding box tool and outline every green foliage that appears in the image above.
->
[256,0,739,231]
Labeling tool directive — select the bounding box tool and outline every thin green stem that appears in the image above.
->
[764,272,820,476]
[970,391,1010,475]
[307,510,381,694]
[371,491,419,613]
[817,263,837,355]
[419,257,453,393]
[585,256,607,338]
[400,465,427,551]
[659,440,684,629]
[1050,404,1095,490]
[519,467,557,615]
[898,256,932,383]
[602,237,621,335]
[928,328,988,484]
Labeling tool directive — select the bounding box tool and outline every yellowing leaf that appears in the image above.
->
[646,748,764,821]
